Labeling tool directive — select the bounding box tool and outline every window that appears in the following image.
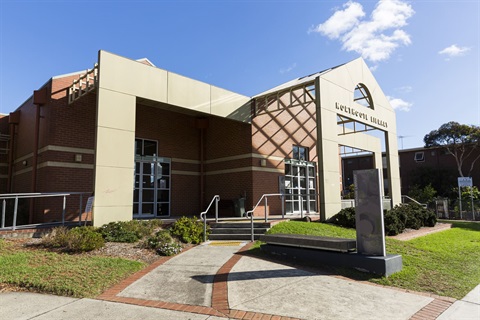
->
[135,138,157,159]
[354,83,374,109]
[292,145,309,161]
[414,152,425,162]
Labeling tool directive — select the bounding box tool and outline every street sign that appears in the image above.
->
[458,177,473,187]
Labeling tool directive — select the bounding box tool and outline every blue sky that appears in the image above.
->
[0,0,478,150]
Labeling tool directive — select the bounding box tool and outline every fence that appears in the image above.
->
[0,192,92,230]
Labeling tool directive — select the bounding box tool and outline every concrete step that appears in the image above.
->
[210,227,269,234]
[208,233,262,241]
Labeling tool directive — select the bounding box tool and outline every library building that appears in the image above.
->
[0,50,401,226]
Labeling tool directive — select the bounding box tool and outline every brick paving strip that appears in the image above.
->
[97,242,301,319]
[96,246,224,317]
[97,240,455,320]
[409,298,455,320]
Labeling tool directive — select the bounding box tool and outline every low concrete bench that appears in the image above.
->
[260,234,356,253]
[259,233,402,277]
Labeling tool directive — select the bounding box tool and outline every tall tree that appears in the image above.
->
[424,121,480,177]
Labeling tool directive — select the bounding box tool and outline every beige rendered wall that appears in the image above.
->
[93,87,136,226]
[317,58,401,219]
[92,50,250,226]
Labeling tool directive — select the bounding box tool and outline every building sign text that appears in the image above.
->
[335,102,388,128]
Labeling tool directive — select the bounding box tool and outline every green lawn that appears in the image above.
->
[0,240,145,298]
[260,220,480,299]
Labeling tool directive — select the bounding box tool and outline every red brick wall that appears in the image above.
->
[135,104,201,216]
[6,74,97,223]
[251,96,319,215]
[204,116,253,214]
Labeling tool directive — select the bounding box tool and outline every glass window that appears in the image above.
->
[135,138,158,158]
[414,152,425,162]
[354,83,374,109]
[292,145,309,161]
[292,146,299,160]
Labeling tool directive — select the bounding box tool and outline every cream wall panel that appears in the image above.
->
[211,86,251,118]
[94,71,136,226]
[321,64,356,92]
[338,131,381,153]
[97,50,250,120]
[95,127,135,168]
[97,89,136,131]
[98,51,168,102]
[167,72,211,113]
[321,169,342,219]
[386,132,402,205]
[93,166,134,207]
[93,206,132,227]
[323,202,342,219]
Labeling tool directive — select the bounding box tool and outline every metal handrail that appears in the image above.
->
[199,195,220,243]
[0,192,92,230]
[245,193,285,242]
[401,195,427,208]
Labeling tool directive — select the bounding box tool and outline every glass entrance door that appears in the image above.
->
[133,138,170,218]
[133,158,170,218]
[285,159,317,213]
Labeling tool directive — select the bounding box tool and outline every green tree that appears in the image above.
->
[408,184,437,204]
[424,121,480,177]
[452,186,480,200]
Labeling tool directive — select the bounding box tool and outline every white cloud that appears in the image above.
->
[311,0,415,62]
[309,1,365,38]
[279,62,297,74]
[387,95,412,112]
[438,44,471,58]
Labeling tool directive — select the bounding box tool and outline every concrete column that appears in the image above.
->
[385,131,401,206]
[92,87,136,226]
[315,77,342,220]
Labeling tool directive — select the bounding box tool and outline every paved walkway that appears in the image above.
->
[1,241,479,320]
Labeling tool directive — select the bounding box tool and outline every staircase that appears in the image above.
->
[208,220,274,241]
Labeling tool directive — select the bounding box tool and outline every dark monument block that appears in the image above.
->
[260,234,402,277]
[260,234,356,252]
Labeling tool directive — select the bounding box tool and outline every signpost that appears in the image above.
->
[457,177,473,220]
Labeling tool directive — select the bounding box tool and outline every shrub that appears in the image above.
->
[383,209,405,236]
[67,227,105,252]
[327,207,356,229]
[42,226,104,252]
[156,242,183,256]
[144,229,173,249]
[388,203,437,231]
[98,220,161,243]
[169,216,207,244]
[42,226,71,248]
[325,203,437,236]
[144,229,183,256]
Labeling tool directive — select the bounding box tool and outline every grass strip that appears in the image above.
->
[0,240,145,298]
[261,220,480,299]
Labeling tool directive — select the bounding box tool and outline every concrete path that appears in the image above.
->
[437,284,480,320]
[1,241,478,320]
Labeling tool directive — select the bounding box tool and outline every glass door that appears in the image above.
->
[133,138,170,218]
[284,159,317,214]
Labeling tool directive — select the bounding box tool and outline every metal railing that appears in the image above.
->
[0,192,92,231]
[245,193,285,242]
[401,195,427,208]
[200,195,220,243]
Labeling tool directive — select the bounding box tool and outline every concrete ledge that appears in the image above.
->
[260,234,356,253]
[261,244,402,277]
